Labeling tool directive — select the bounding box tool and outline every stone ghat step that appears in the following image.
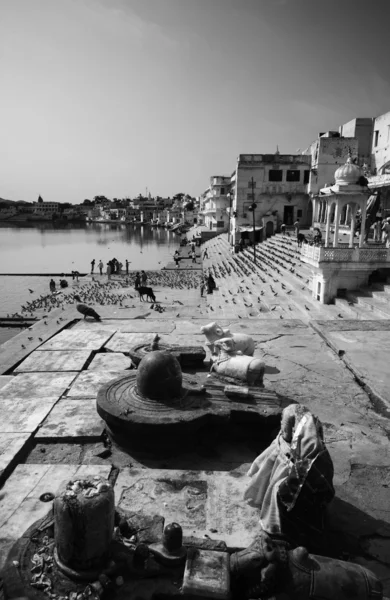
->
[205,246,344,321]
[346,291,390,318]
[334,297,384,320]
[258,240,312,273]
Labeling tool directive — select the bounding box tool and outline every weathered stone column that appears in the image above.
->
[359,201,367,247]
[349,207,357,248]
[325,203,332,247]
[333,202,341,248]
[54,476,115,580]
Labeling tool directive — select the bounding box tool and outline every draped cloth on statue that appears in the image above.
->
[244,412,335,543]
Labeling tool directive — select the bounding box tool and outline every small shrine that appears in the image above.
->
[302,156,390,303]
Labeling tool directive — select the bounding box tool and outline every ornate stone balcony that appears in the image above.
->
[301,244,390,265]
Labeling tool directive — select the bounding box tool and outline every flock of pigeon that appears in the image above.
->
[12,270,203,319]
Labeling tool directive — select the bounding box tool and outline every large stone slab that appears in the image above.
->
[37,329,115,351]
[87,352,130,371]
[115,468,258,549]
[36,399,104,440]
[0,464,112,569]
[0,372,78,400]
[67,370,128,398]
[315,329,390,411]
[0,397,58,433]
[105,332,155,353]
[0,433,32,484]
[14,350,92,373]
[86,320,176,333]
[0,376,13,390]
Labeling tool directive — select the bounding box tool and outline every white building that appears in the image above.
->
[230,153,311,246]
[200,176,231,233]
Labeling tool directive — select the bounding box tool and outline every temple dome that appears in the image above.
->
[334,157,361,186]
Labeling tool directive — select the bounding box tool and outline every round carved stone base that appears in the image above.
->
[97,372,213,453]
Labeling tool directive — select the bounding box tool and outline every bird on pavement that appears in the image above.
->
[74,295,101,321]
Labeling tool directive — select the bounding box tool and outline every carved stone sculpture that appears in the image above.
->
[200,322,255,356]
[230,530,384,600]
[244,404,334,551]
[210,338,264,386]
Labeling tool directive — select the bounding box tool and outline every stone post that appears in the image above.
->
[333,203,341,248]
[359,200,367,247]
[345,205,351,226]
[349,207,357,248]
[325,203,332,247]
[312,198,317,227]
[54,476,115,580]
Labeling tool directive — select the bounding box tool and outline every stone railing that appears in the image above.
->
[301,244,390,263]
[368,173,390,188]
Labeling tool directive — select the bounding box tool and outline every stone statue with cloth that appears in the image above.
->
[244,404,335,552]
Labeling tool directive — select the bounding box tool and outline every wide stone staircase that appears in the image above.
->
[201,233,351,320]
[201,232,390,321]
[334,278,390,320]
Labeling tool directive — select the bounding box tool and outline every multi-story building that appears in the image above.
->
[33,196,59,215]
[303,132,359,197]
[230,153,311,246]
[200,176,231,232]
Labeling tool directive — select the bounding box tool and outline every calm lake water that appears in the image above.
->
[0,222,185,344]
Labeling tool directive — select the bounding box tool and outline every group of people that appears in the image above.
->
[90,258,132,278]
[49,278,68,293]
[174,241,198,267]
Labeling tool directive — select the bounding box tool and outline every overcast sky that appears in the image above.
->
[1,0,390,204]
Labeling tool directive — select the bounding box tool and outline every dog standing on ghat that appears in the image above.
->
[297,233,307,248]
[136,286,156,302]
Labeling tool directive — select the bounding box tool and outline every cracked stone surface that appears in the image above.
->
[0,317,389,594]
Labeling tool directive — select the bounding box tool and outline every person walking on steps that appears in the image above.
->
[203,248,209,259]
[91,259,95,274]
[281,223,286,236]
[207,273,216,294]
[294,219,300,239]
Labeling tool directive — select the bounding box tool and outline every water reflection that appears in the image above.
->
[0,223,181,273]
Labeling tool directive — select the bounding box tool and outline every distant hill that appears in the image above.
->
[0,198,30,205]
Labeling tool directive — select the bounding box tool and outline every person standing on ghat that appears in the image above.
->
[91,259,95,274]
[126,259,129,275]
[141,270,147,285]
[294,218,300,239]
[98,260,103,275]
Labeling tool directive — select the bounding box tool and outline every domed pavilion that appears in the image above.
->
[301,155,390,303]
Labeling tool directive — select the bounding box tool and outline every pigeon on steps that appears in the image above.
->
[74,295,101,321]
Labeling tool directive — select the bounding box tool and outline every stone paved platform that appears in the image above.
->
[0,307,389,592]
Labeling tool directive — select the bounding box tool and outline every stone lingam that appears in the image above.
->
[1,477,196,600]
[2,477,386,600]
[97,350,282,454]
